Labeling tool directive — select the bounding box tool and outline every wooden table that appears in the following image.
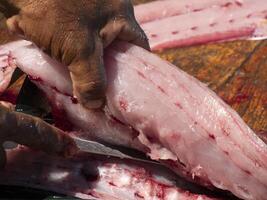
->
[134,0,267,143]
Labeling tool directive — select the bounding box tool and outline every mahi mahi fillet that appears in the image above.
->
[0,40,266,200]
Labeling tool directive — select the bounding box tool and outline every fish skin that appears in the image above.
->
[0,147,217,200]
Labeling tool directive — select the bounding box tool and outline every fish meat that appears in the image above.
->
[1,147,216,200]
[135,0,234,24]
[0,44,16,93]
[1,40,266,200]
[135,0,267,50]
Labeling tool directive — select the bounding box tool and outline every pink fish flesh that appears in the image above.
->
[0,45,16,93]
[0,40,266,200]
[135,0,236,24]
[135,0,267,50]
[1,147,217,200]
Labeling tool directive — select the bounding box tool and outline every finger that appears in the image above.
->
[0,146,6,168]
[6,13,50,47]
[67,33,107,109]
[100,18,150,51]
[0,106,78,157]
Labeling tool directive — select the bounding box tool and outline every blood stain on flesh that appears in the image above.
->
[119,98,128,111]
[172,31,179,35]
[191,26,198,31]
[222,2,233,8]
[209,134,216,140]
[174,102,183,109]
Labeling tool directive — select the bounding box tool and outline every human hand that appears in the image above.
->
[4,0,149,109]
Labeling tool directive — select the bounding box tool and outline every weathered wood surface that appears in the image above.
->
[133,0,267,142]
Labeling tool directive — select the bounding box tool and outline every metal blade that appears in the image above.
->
[73,137,160,165]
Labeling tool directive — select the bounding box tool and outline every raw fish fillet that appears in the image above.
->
[0,45,16,93]
[0,147,216,200]
[135,0,234,24]
[135,0,267,50]
[0,40,267,200]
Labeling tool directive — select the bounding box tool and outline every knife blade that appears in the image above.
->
[73,137,160,165]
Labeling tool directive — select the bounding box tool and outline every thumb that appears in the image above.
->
[67,34,107,109]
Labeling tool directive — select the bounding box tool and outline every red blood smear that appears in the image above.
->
[209,23,217,27]
[193,8,203,12]
[137,71,146,79]
[157,86,166,94]
[0,91,17,104]
[51,86,72,98]
[156,188,164,198]
[51,86,61,93]
[1,66,8,73]
[229,19,235,23]
[71,97,78,104]
[51,105,74,131]
[247,14,252,18]
[109,115,127,126]
[150,34,157,38]
[243,170,251,175]
[134,192,144,198]
[231,93,250,104]
[222,2,233,8]
[174,102,183,109]
[119,98,128,111]
[109,182,116,186]
[209,134,216,140]
[191,26,198,31]
[147,135,157,143]
[172,31,179,35]
[51,86,77,104]
[222,127,230,136]
[123,168,175,200]
[224,151,229,155]
[28,75,43,83]
[235,1,242,7]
